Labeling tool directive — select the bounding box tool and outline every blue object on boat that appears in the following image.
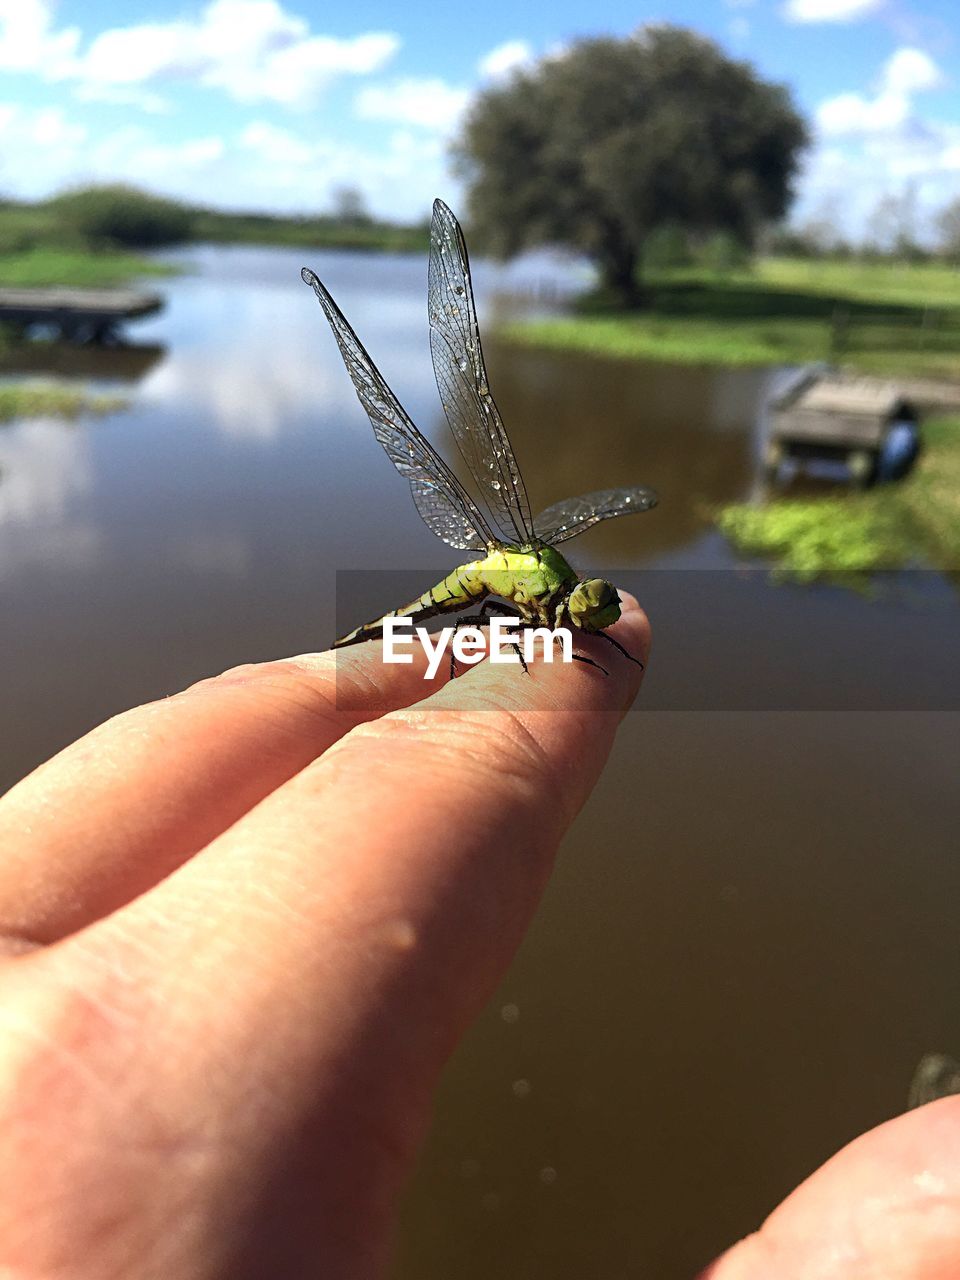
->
[876,419,920,481]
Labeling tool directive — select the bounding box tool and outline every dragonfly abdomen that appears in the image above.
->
[333,562,489,648]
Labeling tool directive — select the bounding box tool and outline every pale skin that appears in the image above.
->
[0,595,956,1279]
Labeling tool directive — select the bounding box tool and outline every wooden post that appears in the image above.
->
[830,306,849,361]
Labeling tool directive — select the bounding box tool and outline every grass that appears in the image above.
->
[0,247,177,288]
[505,257,960,379]
[190,209,429,253]
[0,383,128,422]
[716,417,960,580]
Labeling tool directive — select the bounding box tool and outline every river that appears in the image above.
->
[1,244,958,1278]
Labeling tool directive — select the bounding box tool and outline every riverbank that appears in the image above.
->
[717,415,960,578]
[0,248,177,289]
[504,258,960,379]
[0,382,128,422]
[0,192,428,291]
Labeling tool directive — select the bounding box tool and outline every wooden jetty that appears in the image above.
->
[767,369,920,485]
[0,287,163,344]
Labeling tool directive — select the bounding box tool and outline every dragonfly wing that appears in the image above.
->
[302,267,494,552]
[428,199,534,547]
[534,486,658,547]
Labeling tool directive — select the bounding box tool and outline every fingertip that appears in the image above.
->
[612,590,651,665]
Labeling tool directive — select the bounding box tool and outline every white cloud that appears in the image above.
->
[783,0,883,23]
[240,120,314,168]
[30,106,85,147]
[882,47,943,95]
[73,80,172,113]
[800,39,960,244]
[354,77,470,131]
[817,91,907,135]
[202,27,401,108]
[816,46,944,137]
[233,120,449,219]
[0,0,80,77]
[87,127,226,185]
[0,103,87,194]
[477,39,533,79]
[1,0,400,111]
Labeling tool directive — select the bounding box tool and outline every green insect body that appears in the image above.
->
[335,545,623,648]
[303,198,657,672]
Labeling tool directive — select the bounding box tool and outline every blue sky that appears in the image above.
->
[0,0,958,239]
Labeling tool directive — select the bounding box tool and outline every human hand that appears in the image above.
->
[0,598,648,1279]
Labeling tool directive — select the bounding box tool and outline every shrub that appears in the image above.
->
[47,184,194,248]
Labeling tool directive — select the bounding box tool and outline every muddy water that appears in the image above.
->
[0,245,957,1278]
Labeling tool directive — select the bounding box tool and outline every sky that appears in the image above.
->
[0,0,958,240]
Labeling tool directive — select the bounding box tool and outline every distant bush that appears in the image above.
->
[47,184,194,248]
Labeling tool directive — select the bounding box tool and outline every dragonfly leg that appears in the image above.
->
[593,630,643,669]
[447,611,498,679]
[571,652,609,676]
[482,601,531,672]
[445,602,538,678]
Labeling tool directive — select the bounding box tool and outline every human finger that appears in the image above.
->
[0,640,447,950]
[702,1097,960,1279]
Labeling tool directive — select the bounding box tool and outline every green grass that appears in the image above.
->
[505,256,960,378]
[190,209,430,253]
[0,383,128,422]
[755,257,960,310]
[0,247,177,288]
[503,313,831,366]
[717,417,960,579]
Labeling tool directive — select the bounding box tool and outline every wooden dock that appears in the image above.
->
[767,370,920,485]
[0,287,163,343]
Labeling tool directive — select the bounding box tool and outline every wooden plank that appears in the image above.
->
[776,407,886,447]
[0,286,163,343]
[800,378,901,416]
[0,287,161,314]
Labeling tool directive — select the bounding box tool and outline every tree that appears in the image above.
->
[453,26,809,302]
[935,196,960,264]
[330,185,371,226]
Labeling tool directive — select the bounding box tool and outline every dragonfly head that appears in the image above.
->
[567,579,621,633]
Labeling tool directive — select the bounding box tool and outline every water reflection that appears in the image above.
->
[0,419,98,572]
[0,339,166,383]
[483,338,773,565]
[0,244,957,1280]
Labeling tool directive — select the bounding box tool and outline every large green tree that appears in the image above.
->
[454,26,809,301]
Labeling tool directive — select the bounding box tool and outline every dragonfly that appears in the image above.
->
[301,198,658,675]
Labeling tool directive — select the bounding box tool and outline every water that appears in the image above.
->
[1,245,958,1277]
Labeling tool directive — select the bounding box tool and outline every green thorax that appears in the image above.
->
[456,545,578,617]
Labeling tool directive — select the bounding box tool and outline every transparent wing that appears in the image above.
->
[534,486,659,547]
[302,267,494,552]
[428,199,534,547]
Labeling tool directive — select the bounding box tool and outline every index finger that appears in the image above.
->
[0,638,449,949]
